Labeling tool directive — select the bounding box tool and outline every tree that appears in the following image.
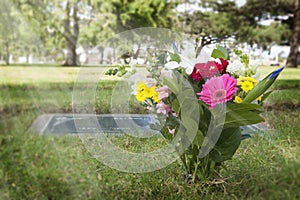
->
[184,0,299,67]
[15,0,102,66]
[91,0,179,63]
[178,0,241,56]
[109,0,178,31]
[15,0,178,65]
[0,1,20,65]
[286,0,300,68]
[238,0,299,68]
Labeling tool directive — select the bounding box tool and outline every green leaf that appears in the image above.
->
[192,130,204,146]
[209,127,241,163]
[171,99,180,114]
[243,68,282,103]
[222,112,265,128]
[211,46,229,60]
[227,102,264,112]
[162,76,180,94]
[215,103,265,128]
[169,52,181,63]
[157,52,169,65]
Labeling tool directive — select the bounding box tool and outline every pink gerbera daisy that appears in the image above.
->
[197,74,237,109]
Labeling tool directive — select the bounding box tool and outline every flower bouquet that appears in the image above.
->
[129,45,283,182]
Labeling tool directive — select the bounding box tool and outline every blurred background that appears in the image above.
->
[0,0,299,68]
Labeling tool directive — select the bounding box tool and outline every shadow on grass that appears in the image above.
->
[272,79,300,90]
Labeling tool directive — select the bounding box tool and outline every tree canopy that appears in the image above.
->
[1,0,299,67]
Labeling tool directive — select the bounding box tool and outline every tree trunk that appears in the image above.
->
[64,38,78,66]
[63,1,79,66]
[286,0,300,68]
[5,39,10,65]
[133,44,141,60]
[99,46,104,64]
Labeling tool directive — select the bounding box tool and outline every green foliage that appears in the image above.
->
[211,46,229,60]
[110,0,177,30]
[209,127,241,163]
[168,52,181,63]
[0,0,24,64]
[233,49,249,67]
[182,10,236,45]
[105,65,128,77]
[235,0,295,50]
[180,0,294,52]
[219,103,265,128]
[243,67,284,103]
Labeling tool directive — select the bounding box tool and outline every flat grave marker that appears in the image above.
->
[29,113,270,139]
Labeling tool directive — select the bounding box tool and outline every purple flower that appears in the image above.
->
[269,67,284,79]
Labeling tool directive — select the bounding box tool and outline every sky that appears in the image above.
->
[236,0,246,7]
[176,0,247,13]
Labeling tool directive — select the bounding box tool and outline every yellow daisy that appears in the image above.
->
[149,87,159,102]
[233,96,243,103]
[135,81,159,103]
[256,96,262,101]
[136,92,147,102]
[136,81,147,93]
[241,80,253,93]
[237,77,244,86]
[244,77,258,85]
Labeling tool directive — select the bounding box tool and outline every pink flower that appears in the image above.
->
[168,127,175,136]
[216,58,229,74]
[156,102,171,116]
[197,74,237,109]
[144,78,156,88]
[190,59,229,82]
[156,86,172,100]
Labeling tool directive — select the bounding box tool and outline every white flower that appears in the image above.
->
[164,56,196,75]
[179,56,195,75]
[164,61,180,70]
[227,59,245,76]
[163,46,211,75]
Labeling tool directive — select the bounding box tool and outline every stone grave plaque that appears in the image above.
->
[28,114,160,135]
[29,113,270,138]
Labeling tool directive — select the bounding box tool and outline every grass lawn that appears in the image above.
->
[0,65,300,199]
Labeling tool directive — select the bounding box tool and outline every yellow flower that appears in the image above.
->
[152,93,159,103]
[135,81,159,102]
[143,87,152,98]
[241,80,253,93]
[244,77,258,85]
[256,96,262,101]
[136,92,147,102]
[233,96,243,103]
[149,87,159,102]
[136,81,147,93]
[237,77,244,86]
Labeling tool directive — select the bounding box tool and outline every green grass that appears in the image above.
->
[0,66,121,84]
[0,66,300,199]
[258,66,300,80]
